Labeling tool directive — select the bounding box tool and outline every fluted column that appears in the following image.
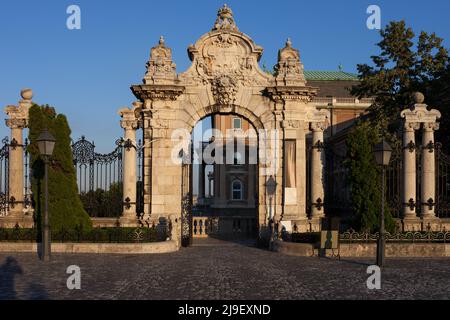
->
[421,122,439,218]
[403,122,419,219]
[310,122,325,219]
[118,105,140,225]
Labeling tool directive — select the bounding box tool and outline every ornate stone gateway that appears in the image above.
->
[118,5,328,243]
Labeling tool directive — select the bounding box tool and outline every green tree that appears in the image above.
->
[345,121,396,233]
[28,104,92,233]
[352,21,449,132]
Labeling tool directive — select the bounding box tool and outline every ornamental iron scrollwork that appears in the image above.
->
[405,198,416,211]
[312,140,325,152]
[340,229,450,243]
[405,140,416,153]
[72,136,124,217]
[313,198,324,211]
[424,198,436,210]
[425,141,435,153]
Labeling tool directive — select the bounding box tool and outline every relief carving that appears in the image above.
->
[211,74,238,105]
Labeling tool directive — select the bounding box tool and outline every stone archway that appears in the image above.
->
[118,5,328,245]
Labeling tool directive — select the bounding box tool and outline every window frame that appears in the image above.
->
[231,180,243,200]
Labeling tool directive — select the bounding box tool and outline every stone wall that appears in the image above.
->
[272,240,450,257]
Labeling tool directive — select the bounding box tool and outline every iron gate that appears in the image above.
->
[180,144,193,247]
[72,136,123,217]
[436,143,450,218]
[385,144,402,218]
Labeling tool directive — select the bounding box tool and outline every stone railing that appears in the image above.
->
[193,217,210,238]
[310,97,374,105]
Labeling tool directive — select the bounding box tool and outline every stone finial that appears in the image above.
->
[286,38,292,47]
[143,36,177,85]
[4,89,32,129]
[212,4,238,31]
[401,91,441,125]
[413,92,425,104]
[20,88,33,101]
[274,38,306,86]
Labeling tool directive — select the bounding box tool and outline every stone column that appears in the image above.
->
[6,118,26,215]
[421,122,439,218]
[310,122,325,220]
[118,106,140,226]
[3,89,32,224]
[403,122,419,219]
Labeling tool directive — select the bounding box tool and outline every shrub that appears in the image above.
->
[28,105,92,233]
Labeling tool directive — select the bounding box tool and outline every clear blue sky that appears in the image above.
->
[1,0,449,152]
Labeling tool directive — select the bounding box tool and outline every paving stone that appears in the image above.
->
[0,240,449,300]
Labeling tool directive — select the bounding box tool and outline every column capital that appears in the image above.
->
[118,105,141,130]
[120,119,140,131]
[404,121,420,131]
[423,122,439,132]
[310,121,326,132]
[6,118,27,129]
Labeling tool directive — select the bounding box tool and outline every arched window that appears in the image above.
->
[233,151,243,165]
[232,180,243,200]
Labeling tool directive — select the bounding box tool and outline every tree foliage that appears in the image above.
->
[345,121,396,233]
[28,104,92,233]
[345,21,449,231]
[352,21,449,131]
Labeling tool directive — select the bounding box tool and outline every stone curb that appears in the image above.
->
[0,240,179,254]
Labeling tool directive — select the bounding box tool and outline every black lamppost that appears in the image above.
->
[37,130,56,262]
[374,139,392,267]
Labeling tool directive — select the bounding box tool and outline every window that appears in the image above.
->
[232,180,243,200]
[233,117,242,129]
[233,151,243,165]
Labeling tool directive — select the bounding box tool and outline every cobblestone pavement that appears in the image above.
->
[0,239,449,300]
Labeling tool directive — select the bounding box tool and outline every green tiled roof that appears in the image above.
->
[304,71,359,81]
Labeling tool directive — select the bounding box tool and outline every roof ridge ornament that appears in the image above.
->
[212,4,238,31]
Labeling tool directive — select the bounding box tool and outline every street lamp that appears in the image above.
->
[373,139,392,268]
[37,129,56,262]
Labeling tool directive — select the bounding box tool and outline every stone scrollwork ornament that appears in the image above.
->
[211,74,238,106]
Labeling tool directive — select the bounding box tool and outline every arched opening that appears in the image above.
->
[184,112,259,243]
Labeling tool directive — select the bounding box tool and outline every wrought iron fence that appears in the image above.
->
[325,145,351,216]
[340,229,450,243]
[72,136,123,217]
[0,138,9,217]
[136,139,144,215]
[436,143,450,218]
[0,227,159,243]
[386,145,402,218]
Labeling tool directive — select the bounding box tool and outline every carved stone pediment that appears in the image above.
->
[179,5,271,99]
